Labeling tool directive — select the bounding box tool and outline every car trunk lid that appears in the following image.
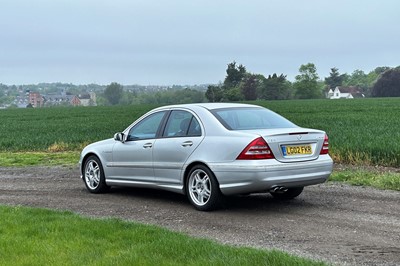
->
[249,128,327,163]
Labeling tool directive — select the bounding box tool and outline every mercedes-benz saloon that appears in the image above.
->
[80,103,333,211]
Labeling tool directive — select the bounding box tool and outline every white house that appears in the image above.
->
[327,86,364,99]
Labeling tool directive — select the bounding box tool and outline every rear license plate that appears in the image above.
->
[282,145,312,156]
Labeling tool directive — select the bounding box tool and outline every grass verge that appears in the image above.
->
[330,167,400,191]
[0,152,79,167]
[0,205,325,266]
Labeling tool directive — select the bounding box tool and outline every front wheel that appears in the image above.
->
[83,156,109,193]
[270,187,304,200]
[186,165,222,211]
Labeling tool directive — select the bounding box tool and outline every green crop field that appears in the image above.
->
[0,98,399,167]
[0,104,157,151]
[254,98,400,167]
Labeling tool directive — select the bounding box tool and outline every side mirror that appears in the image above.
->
[114,132,125,143]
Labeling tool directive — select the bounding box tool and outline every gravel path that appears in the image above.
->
[0,166,399,266]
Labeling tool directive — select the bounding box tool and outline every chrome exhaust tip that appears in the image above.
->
[270,186,288,193]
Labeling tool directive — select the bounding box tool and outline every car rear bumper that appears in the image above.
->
[209,155,333,195]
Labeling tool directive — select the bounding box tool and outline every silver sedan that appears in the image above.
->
[79,103,333,211]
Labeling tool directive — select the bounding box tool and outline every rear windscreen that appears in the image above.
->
[211,107,296,130]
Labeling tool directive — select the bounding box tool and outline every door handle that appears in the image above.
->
[182,141,193,147]
[143,143,153,148]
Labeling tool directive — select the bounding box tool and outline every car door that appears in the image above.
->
[152,110,204,186]
[108,111,167,183]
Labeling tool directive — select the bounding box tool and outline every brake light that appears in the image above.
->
[237,137,275,160]
[320,134,329,155]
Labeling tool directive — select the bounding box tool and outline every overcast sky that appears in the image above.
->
[1,0,399,85]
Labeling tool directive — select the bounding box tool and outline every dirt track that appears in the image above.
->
[0,166,399,266]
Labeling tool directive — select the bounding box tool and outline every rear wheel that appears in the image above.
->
[83,156,109,193]
[186,165,221,211]
[270,187,304,200]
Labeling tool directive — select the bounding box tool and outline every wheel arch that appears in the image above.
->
[81,152,101,176]
[183,161,219,195]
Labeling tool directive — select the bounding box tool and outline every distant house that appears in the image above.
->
[8,89,97,108]
[29,92,44,107]
[70,95,81,106]
[78,92,96,106]
[327,86,364,99]
[13,95,29,108]
[43,91,96,106]
[44,92,76,106]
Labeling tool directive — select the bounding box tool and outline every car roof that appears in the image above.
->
[157,102,262,111]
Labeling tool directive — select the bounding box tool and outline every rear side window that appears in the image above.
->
[211,107,296,130]
[163,110,202,137]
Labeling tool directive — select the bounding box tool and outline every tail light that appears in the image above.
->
[237,137,275,160]
[320,134,329,155]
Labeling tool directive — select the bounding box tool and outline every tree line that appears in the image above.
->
[101,83,206,106]
[2,62,399,107]
[101,62,400,105]
[204,62,400,102]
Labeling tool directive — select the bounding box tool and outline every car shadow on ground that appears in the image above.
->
[105,186,313,212]
[222,193,313,211]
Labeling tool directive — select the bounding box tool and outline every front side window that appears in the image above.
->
[212,107,296,130]
[127,111,166,141]
[163,110,202,137]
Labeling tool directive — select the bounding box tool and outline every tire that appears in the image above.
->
[270,187,304,200]
[83,155,109,193]
[186,165,222,211]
